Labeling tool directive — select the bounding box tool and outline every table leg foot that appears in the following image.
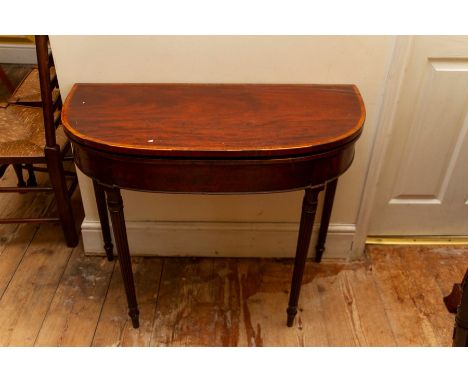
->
[104,245,114,262]
[286,187,321,327]
[129,308,140,329]
[315,248,325,263]
[315,179,337,263]
[286,307,297,327]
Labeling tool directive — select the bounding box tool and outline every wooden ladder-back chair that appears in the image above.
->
[4,44,61,188]
[0,35,79,247]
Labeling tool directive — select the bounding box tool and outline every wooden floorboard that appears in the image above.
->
[0,220,74,346]
[369,246,439,346]
[150,258,224,346]
[329,268,397,346]
[397,247,454,346]
[319,270,361,346]
[236,259,303,346]
[0,224,39,300]
[35,241,114,346]
[0,169,467,346]
[0,163,83,346]
[93,258,162,347]
[422,247,468,297]
[0,168,54,300]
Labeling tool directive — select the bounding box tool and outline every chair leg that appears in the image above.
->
[93,180,114,261]
[12,164,26,187]
[25,164,38,187]
[0,66,15,93]
[0,164,9,179]
[45,145,78,247]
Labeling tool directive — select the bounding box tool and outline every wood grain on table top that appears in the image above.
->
[62,84,365,159]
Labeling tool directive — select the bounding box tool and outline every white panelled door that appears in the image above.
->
[369,36,468,235]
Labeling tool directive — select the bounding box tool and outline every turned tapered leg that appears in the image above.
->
[93,180,114,261]
[105,187,140,328]
[287,187,322,327]
[315,178,338,263]
[453,269,468,346]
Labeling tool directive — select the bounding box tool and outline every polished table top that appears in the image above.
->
[62,83,365,158]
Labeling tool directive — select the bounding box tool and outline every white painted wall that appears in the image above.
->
[50,36,395,259]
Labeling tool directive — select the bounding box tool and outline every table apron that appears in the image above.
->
[71,141,356,193]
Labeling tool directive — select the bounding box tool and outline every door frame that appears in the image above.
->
[352,36,414,258]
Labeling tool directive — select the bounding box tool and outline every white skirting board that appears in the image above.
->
[0,44,37,64]
[81,219,356,260]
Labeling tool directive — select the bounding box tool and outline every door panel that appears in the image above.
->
[369,36,468,235]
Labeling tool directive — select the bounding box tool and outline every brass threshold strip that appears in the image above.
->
[0,36,35,44]
[366,236,468,245]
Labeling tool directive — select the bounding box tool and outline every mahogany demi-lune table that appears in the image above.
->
[62,84,365,329]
